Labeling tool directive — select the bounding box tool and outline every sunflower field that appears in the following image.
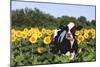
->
[11,7,96,66]
[11,27,96,66]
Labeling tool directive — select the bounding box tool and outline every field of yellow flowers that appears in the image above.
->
[11,27,96,66]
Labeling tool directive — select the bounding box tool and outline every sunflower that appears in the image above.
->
[90,28,96,39]
[75,31,80,36]
[23,28,28,33]
[21,31,28,39]
[27,30,33,37]
[84,33,89,39]
[78,35,84,41]
[29,34,37,44]
[41,28,46,35]
[90,28,95,33]
[43,36,51,45]
[29,28,35,34]
[46,29,53,36]
[11,29,16,36]
[37,32,42,38]
[91,33,95,39]
[77,39,81,45]
[37,47,44,54]
[15,31,22,38]
[77,35,84,44]
[12,35,16,42]
[84,29,89,34]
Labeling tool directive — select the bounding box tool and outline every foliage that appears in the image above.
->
[12,8,96,29]
[11,28,96,66]
[11,8,96,66]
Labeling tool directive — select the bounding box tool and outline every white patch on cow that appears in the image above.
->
[66,22,75,41]
[67,22,75,30]
[53,29,61,38]
[70,39,74,48]
[65,51,71,56]
[70,51,75,60]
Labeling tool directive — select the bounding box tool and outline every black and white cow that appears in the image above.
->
[51,22,82,59]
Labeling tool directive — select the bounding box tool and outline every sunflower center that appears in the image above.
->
[32,37,35,41]
[79,36,82,40]
[46,38,49,42]
[17,32,21,35]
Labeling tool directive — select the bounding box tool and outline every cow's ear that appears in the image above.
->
[76,25,83,30]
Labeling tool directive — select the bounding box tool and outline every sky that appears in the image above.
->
[12,1,96,21]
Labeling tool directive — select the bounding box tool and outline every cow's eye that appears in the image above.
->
[70,27,76,34]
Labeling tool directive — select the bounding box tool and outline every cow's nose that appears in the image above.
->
[67,33,71,36]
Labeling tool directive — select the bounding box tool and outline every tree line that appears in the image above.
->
[12,8,96,29]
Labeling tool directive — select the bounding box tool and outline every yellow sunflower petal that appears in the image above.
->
[43,36,51,45]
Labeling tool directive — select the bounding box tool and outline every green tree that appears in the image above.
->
[78,16,87,23]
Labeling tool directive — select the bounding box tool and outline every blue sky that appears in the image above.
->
[12,1,95,21]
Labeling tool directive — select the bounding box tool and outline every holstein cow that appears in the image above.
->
[51,22,82,59]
